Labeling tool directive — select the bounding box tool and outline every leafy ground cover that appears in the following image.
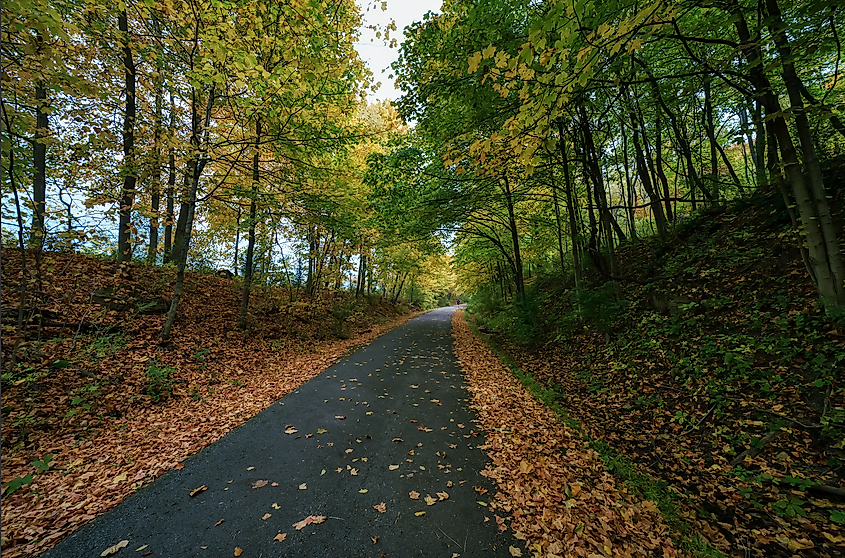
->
[453,308,689,558]
[469,191,845,557]
[0,251,415,557]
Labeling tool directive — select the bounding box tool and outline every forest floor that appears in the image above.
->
[470,189,845,557]
[0,252,416,557]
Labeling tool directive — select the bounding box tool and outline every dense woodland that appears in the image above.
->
[2,0,845,556]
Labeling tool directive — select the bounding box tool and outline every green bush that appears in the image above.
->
[144,361,176,401]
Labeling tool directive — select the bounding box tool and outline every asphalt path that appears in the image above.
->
[44,306,516,557]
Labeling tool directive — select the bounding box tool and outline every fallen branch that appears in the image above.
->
[730,430,783,467]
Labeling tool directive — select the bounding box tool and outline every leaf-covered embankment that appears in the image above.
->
[452,308,685,558]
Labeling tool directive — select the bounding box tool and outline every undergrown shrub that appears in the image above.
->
[144,361,176,401]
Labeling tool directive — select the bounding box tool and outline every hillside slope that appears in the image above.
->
[471,188,845,557]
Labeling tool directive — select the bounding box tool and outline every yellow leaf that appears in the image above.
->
[273,533,287,543]
[415,511,426,516]
[100,540,129,557]
[508,546,522,557]
[234,547,243,557]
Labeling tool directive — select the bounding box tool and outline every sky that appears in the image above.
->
[356,0,443,103]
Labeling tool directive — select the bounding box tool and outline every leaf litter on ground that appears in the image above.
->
[452,309,684,558]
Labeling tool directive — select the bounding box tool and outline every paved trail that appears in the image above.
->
[45,306,515,557]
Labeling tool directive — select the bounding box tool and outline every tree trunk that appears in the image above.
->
[238,119,261,330]
[703,74,719,199]
[30,81,48,247]
[163,92,176,260]
[501,175,525,301]
[162,87,215,339]
[147,71,163,265]
[627,99,668,240]
[557,122,583,293]
[117,11,137,265]
[233,206,241,275]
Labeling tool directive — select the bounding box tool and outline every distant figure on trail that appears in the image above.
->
[456,299,460,305]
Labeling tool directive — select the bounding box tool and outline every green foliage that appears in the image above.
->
[144,361,176,402]
[88,332,126,360]
[2,453,53,498]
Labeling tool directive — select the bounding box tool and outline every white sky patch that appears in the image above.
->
[356,0,443,103]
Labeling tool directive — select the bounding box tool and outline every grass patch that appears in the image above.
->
[464,312,724,558]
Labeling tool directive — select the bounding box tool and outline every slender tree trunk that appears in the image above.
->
[147,71,163,265]
[168,171,190,263]
[580,109,622,288]
[620,125,638,240]
[501,175,525,301]
[117,11,137,264]
[703,75,719,199]
[163,92,176,260]
[654,111,674,222]
[238,119,261,330]
[549,167,567,280]
[754,100,767,188]
[628,101,668,240]
[162,87,215,339]
[233,206,241,275]
[30,82,48,246]
[557,122,583,292]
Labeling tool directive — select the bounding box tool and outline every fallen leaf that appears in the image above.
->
[374,502,386,513]
[389,464,399,470]
[424,494,436,506]
[372,536,379,544]
[252,480,268,489]
[447,481,454,488]
[247,467,255,471]
[190,485,208,497]
[136,545,148,551]
[234,547,243,557]
[518,460,532,474]
[345,449,354,454]
[262,513,272,520]
[271,482,278,487]
[292,515,326,530]
[272,503,280,509]
[409,491,420,499]
[100,540,129,557]
[509,546,522,557]
[335,415,346,420]
[359,489,369,493]
[299,483,307,490]
[392,438,403,443]
[174,463,185,470]
[477,501,488,506]
[284,428,298,435]
[351,468,359,476]
[437,491,449,500]
[415,511,426,516]
[317,428,327,434]
[273,533,287,543]
[215,519,225,526]
[473,486,488,495]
